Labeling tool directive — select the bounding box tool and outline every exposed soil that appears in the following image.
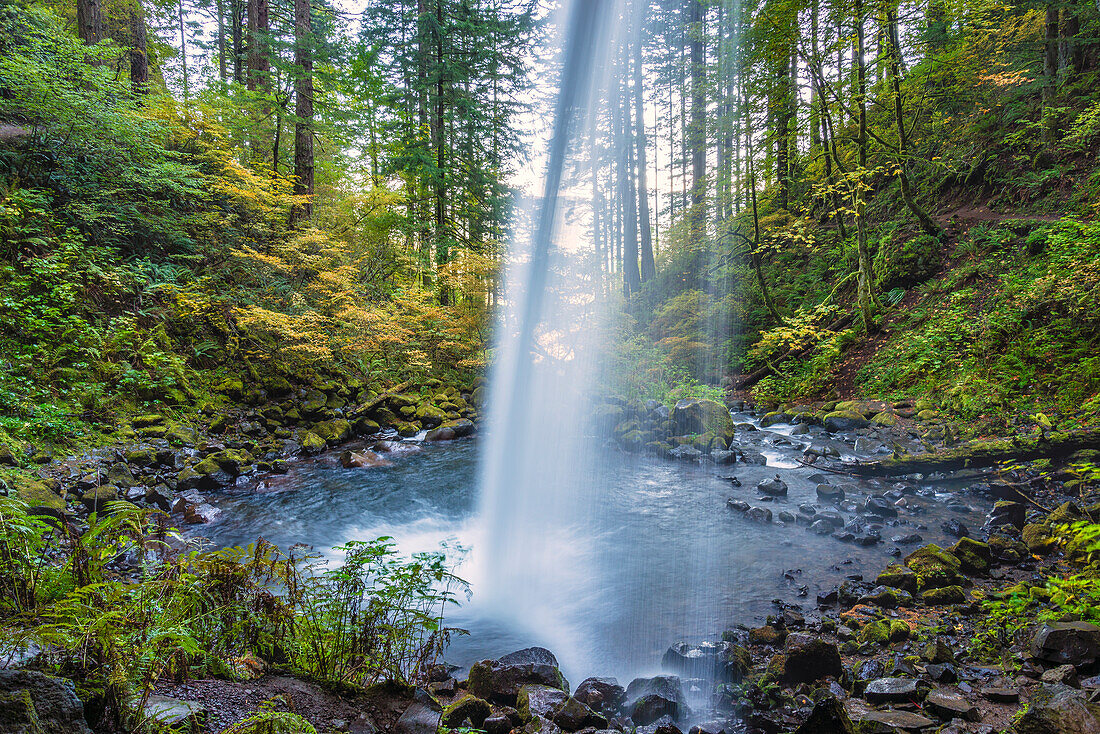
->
[155,674,413,733]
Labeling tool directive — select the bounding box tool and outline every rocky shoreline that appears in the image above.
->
[5,387,1100,733]
[5,374,483,534]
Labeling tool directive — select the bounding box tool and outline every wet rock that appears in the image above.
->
[299,431,326,455]
[670,445,702,462]
[823,410,869,432]
[726,499,750,512]
[145,694,206,729]
[1022,523,1059,555]
[793,695,854,733]
[340,450,393,468]
[757,476,788,496]
[1041,664,1079,686]
[777,634,843,685]
[1031,622,1100,667]
[864,496,898,518]
[904,544,963,589]
[864,677,923,704]
[925,689,978,721]
[625,676,687,724]
[395,691,442,734]
[749,625,786,646]
[745,506,772,523]
[778,510,796,523]
[1011,682,1100,733]
[981,686,1019,702]
[855,709,935,732]
[710,449,735,465]
[517,684,568,722]
[482,715,512,734]
[468,648,569,706]
[940,518,970,538]
[989,500,1027,529]
[925,663,957,683]
[312,419,353,445]
[184,503,222,524]
[857,660,886,681]
[921,585,966,605]
[890,533,922,545]
[574,677,625,715]
[661,642,750,683]
[816,484,844,501]
[672,399,735,442]
[921,639,955,664]
[0,669,94,734]
[950,537,992,574]
[859,586,910,609]
[875,565,918,594]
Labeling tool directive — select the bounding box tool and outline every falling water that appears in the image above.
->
[474,0,618,676]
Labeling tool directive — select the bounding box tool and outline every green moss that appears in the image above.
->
[905,544,963,590]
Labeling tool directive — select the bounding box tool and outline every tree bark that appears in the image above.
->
[687,0,706,243]
[634,29,655,283]
[216,0,227,81]
[291,0,314,224]
[129,1,149,94]
[246,0,269,92]
[1042,4,1059,144]
[854,0,878,332]
[77,0,105,46]
[178,0,190,100]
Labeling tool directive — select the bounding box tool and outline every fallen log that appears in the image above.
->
[837,428,1100,476]
[349,380,412,416]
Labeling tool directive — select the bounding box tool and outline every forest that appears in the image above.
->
[2,0,1100,729]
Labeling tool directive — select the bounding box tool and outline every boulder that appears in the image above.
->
[467,648,568,706]
[1011,683,1100,734]
[855,709,935,731]
[0,669,93,734]
[864,677,923,704]
[756,476,788,496]
[415,404,448,428]
[1031,622,1100,668]
[625,676,687,724]
[822,410,869,432]
[793,696,854,734]
[904,544,963,589]
[299,431,327,455]
[777,634,843,685]
[816,484,844,501]
[924,689,979,721]
[574,677,625,715]
[989,500,1027,529]
[1023,523,1059,555]
[340,450,393,468]
[672,399,735,442]
[661,642,750,683]
[312,419,353,445]
[950,537,992,574]
[395,691,442,734]
[13,476,67,518]
[921,585,966,605]
[442,694,492,728]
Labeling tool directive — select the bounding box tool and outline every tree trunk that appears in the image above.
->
[130,1,149,94]
[687,0,706,242]
[634,30,655,283]
[1042,3,1058,144]
[216,0,227,82]
[77,0,105,46]
[809,2,820,150]
[614,76,641,295]
[854,0,877,331]
[179,0,189,100]
[246,0,269,92]
[291,0,314,224]
[775,47,790,210]
[231,0,244,83]
[885,3,940,238]
[433,0,448,305]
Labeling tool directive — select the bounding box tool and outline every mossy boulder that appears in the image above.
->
[922,585,966,606]
[263,375,293,398]
[672,398,735,442]
[905,544,963,589]
[124,447,158,466]
[312,419,352,445]
[13,476,67,517]
[441,694,492,728]
[207,449,253,475]
[876,564,918,594]
[299,431,326,455]
[81,485,119,512]
[950,537,993,574]
[164,424,200,446]
[871,411,898,427]
[415,404,448,428]
[396,422,419,437]
[874,232,942,291]
[353,417,381,436]
[823,410,869,432]
[760,411,791,428]
[1022,523,1058,555]
[214,377,245,399]
[131,414,164,428]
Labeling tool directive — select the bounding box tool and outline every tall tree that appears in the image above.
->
[129,0,149,93]
[687,0,706,241]
[292,0,314,223]
[77,0,105,45]
[634,16,655,283]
